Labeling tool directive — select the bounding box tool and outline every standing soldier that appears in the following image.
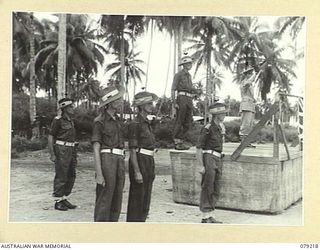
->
[91,85,126,222]
[48,98,77,211]
[171,55,199,150]
[196,102,228,223]
[239,67,256,147]
[127,91,158,222]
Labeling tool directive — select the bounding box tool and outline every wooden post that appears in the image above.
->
[231,102,279,161]
[273,115,279,159]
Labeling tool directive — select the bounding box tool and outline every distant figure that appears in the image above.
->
[48,98,77,211]
[239,67,256,147]
[91,85,125,222]
[127,91,158,222]
[196,102,227,223]
[171,55,199,150]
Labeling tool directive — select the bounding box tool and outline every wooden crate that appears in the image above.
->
[170,143,303,213]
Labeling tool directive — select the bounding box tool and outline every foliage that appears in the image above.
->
[11,135,48,152]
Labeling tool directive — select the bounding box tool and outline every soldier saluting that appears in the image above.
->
[239,67,256,147]
[48,98,78,211]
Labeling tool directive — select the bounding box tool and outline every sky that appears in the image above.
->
[33,12,306,103]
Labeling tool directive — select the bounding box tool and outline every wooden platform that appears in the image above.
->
[170,143,303,213]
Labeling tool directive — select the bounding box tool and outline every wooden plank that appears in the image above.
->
[231,102,279,161]
[273,117,280,158]
[278,124,290,160]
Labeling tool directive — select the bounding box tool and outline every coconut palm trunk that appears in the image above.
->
[145,19,154,90]
[57,13,67,106]
[29,13,37,126]
[204,34,213,124]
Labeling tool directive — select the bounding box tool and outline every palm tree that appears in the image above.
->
[276,17,305,41]
[255,46,297,101]
[32,14,107,101]
[226,17,273,75]
[13,12,45,128]
[275,16,305,59]
[100,15,145,102]
[57,13,67,102]
[188,16,241,122]
[105,49,146,102]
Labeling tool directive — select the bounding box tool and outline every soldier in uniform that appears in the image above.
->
[126,91,158,222]
[196,102,228,223]
[239,67,256,147]
[171,55,199,150]
[91,85,126,222]
[48,98,77,211]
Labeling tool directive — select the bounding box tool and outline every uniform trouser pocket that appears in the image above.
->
[94,153,125,222]
[200,154,222,212]
[53,145,76,197]
[127,154,155,222]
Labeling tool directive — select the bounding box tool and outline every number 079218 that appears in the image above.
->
[300,244,319,248]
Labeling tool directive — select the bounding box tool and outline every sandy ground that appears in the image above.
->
[9,149,302,225]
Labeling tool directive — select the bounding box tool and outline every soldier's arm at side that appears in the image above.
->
[128,122,143,183]
[93,142,104,186]
[171,73,180,102]
[196,148,205,175]
[129,149,143,184]
[48,135,55,162]
[48,118,59,162]
[196,126,209,174]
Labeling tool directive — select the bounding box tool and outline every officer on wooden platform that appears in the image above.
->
[48,98,78,211]
[196,102,228,223]
[171,55,200,150]
[126,91,158,222]
[91,85,126,222]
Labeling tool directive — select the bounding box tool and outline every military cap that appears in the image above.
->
[58,98,74,109]
[133,91,158,106]
[208,102,228,115]
[98,84,125,108]
[178,56,193,66]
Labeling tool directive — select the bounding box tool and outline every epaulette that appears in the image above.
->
[54,115,61,120]
[93,114,104,124]
[204,123,211,130]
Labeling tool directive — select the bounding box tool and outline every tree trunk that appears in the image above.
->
[177,23,183,66]
[29,13,37,127]
[120,17,126,118]
[204,35,213,124]
[145,19,154,90]
[57,13,67,108]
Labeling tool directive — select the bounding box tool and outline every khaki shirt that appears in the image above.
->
[128,114,156,151]
[197,122,223,152]
[172,69,194,93]
[49,114,76,142]
[91,113,124,149]
[240,76,256,113]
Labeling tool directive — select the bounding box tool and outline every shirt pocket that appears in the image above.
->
[61,121,73,130]
[102,127,114,139]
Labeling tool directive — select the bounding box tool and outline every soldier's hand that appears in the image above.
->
[96,174,105,187]
[134,172,143,184]
[199,166,205,175]
[50,154,56,162]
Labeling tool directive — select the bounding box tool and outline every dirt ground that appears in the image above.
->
[9,149,302,225]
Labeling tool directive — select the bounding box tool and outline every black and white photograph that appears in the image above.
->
[10,12,305,225]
